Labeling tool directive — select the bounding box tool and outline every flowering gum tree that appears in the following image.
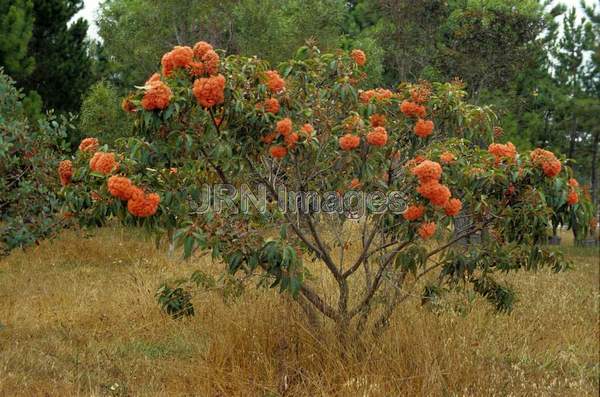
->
[59,43,594,337]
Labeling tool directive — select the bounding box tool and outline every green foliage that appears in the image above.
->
[20,0,93,113]
[98,0,347,88]
[0,0,34,80]
[0,69,72,254]
[232,0,346,64]
[58,43,594,334]
[156,282,195,319]
[79,80,133,145]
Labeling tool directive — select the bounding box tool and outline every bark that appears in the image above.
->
[592,130,599,210]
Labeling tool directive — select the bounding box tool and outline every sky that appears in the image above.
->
[75,0,591,41]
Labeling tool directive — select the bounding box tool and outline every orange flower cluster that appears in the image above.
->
[403,204,425,221]
[566,177,579,205]
[412,160,452,207]
[276,118,293,136]
[444,198,462,217]
[414,119,434,138]
[301,123,314,137]
[440,152,455,164]
[417,182,452,207]
[193,41,213,59]
[359,88,394,103]
[366,127,388,147]
[161,46,194,77]
[193,74,226,108]
[79,137,99,153]
[265,70,285,94]
[418,222,436,239]
[412,160,442,183]
[350,49,367,66]
[142,77,173,110]
[369,113,386,127]
[567,190,579,205]
[261,132,277,144]
[410,85,431,104]
[284,132,299,149]
[400,100,426,118]
[89,152,117,175]
[258,98,280,114]
[339,134,361,151]
[127,187,160,217]
[107,176,134,201]
[530,148,561,177]
[58,160,73,186]
[488,142,516,165]
[270,145,288,159]
[188,41,220,77]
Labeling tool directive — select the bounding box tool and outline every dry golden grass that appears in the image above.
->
[0,227,598,396]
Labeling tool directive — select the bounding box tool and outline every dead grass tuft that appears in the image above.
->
[0,227,598,396]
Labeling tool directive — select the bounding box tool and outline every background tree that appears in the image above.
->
[582,0,600,209]
[0,0,34,80]
[21,0,93,113]
[97,0,347,89]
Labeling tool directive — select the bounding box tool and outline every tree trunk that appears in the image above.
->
[591,130,599,210]
[568,113,577,160]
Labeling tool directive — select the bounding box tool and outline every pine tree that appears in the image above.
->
[0,0,35,79]
[22,0,92,113]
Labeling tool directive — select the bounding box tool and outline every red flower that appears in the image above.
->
[542,160,562,177]
[351,49,367,66]
[369,113,386,127]
[414,119,434,138]
[161,46,194,77]
[411,160,442,183]
[79,137,99,153]
[142,79,173,110]
[567,190,579,205]
[261,132,278,144]
[301,123,314,137]
[360,88,394,103]
[107,176,134,201]
[265,70,285,93]
[193,41,213,59]
[403,204,425,221]
[193,74,226,108]
[58,160,73,186]
[400,100,426,118]
[128,190,160,217]
[276,118,293,136]
[339,134,361,151]
[440,152,455,164]
[444,198,462,217]
[270,145,288,159]
[89,152,118,175]
[410,86,431,104]
[418,222,436,239]
[262,98,280,114]
[285,132,299,149]
[417,181,451,207]
[488,142,517,165]
[530,148,561,177]
[366,127,388,147]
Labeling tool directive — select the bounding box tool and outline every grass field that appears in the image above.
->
[0,227,598,396]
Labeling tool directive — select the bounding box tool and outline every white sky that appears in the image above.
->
[75,0,591,41]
